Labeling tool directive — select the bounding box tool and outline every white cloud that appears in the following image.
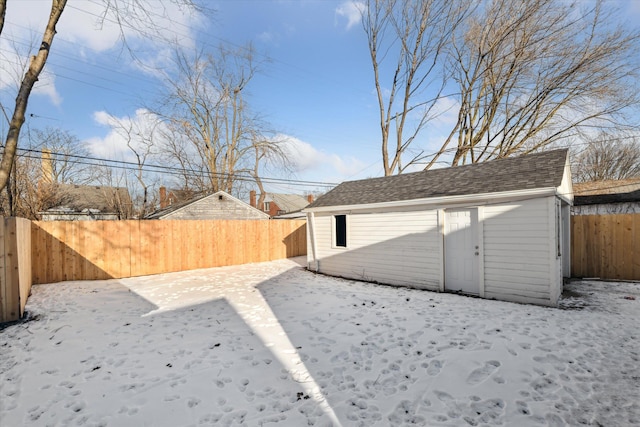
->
[0,40,27,92]
[0,39,62,105]
[257,31,276,44]
[55,1,203,53]
[0,0,204,105]
[33,70,63,106]
[277,134,368,182]
[335,1,366,30]
[86,109,165,161]
[280,135,323,172]
[430,96,460,127]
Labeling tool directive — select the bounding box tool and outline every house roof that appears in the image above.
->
[307,149,569,209]
[265,193,310,213]
[47,184,132,213]
[572,177,640,206]
[146,191,210,219]
[145,190,269,219]
[165,188,196,203]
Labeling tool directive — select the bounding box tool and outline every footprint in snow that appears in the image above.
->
[546,413,565,427]
[434,390,454,403]
[466,361,501,385]
[426,360,443,376]
[516,400,531,415]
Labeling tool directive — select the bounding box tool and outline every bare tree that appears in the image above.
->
[0,150,73,219]
[361,0,472,175]
[249,133,294,209]
[573,133,640,183]
[428,0,640,168]
[0,0,66,193]
[0,127,94,218]
[361,0,640,173]
[0,0,209,194]
[92,162,133,219]
[105,112,159,218]
[29,127,95,184]
[155,44,290,196]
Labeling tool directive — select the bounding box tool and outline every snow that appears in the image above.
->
[1,257,638,427]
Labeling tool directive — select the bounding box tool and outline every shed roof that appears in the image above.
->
[308,149,569,209]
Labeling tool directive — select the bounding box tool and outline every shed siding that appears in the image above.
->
[482,197,554,304]
[313,209,441,289]
[162,195,268,220]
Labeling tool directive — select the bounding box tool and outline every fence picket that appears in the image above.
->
[571,214,640,280]
[30,219,307,284]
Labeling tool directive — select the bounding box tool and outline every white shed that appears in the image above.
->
[304,150,573,307]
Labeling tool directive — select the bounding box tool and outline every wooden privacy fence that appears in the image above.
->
[30,219,306,285]
[571,214,640,280]
[0,218,32,322]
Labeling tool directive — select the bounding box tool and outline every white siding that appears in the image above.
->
[313,209,441,289]
[558,157,573,203]
[308,195,564,306]
[162,194,268,220]
[482,197,558,305]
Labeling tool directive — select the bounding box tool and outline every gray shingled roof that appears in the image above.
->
[572,177,640,206]
[145,191,211,219]
[266,193,310,213]
[308,149,568,209]
[48,184,132,213]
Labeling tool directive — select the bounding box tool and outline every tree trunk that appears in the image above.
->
[0,0,7,36]
[0,0,67,192]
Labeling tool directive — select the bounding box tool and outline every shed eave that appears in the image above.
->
[303,187,559,213]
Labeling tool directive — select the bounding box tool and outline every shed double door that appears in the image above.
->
[444,208,479,295]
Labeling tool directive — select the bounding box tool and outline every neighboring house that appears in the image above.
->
[146,190,269,220]
[304,149,573,307]
[250,191,312,217]
[572,177,640,215]
[158,186,196,209]
[40,184,132,221]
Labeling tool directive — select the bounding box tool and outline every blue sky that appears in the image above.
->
[1,0,640,196]
[0,0,392,195]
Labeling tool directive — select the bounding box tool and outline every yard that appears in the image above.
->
[1,257,638,426]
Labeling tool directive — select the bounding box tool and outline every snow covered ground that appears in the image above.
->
[1,257,638,427]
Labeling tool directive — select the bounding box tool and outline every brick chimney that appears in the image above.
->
[249,190,256,208]
[159,186,168,209]
[307,194,314,204]
[41,149,53,184]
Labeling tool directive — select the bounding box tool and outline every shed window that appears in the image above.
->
[334,214,347,247]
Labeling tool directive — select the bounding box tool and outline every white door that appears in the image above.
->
[444,209,479,294]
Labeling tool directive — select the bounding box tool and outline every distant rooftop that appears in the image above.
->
[573,177,640,205]
[45,184,132,213]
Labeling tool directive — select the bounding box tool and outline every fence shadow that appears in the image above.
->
[30,219,307,285]
[31,221,115,284]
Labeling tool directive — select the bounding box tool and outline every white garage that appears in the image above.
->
[304,150,573,306]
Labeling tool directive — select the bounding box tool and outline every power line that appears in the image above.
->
[3,1,376,104]
[10,145,338,188]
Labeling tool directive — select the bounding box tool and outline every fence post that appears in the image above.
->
[0,218,8,322]
[0,218,33,323]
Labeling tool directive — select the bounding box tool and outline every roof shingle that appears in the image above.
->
[572,177,640,205]
[308,149,569,209]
